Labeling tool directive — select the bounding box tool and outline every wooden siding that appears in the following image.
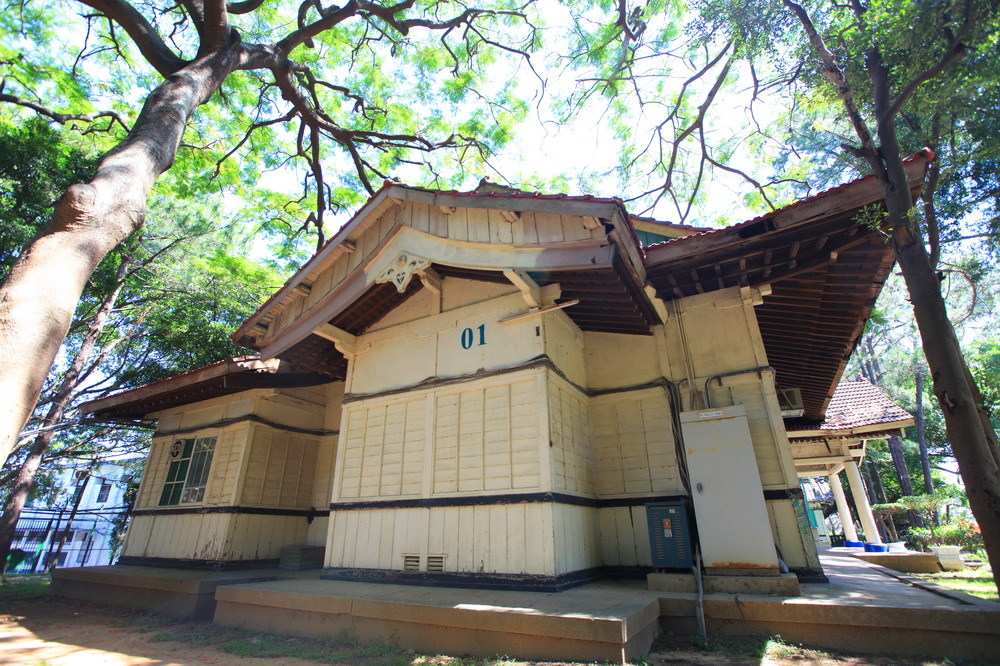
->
[135,425,250,510]
[663,288,799,490]
[434,377,542,494]
[339,397,426,499]
[347,283,545,396]
[328,503,556,576]
[597,505,655,567]
[590,388,681,497]
[552,503,602,574]
[239,426,318,508]
[123,513,309,561]
[336,371,543,501]
[547,375,594,495]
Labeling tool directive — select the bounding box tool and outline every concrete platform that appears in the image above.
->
[213,577,662,664]
[852,550,942,573]
[647,572,800,596]
[50,550,1000,663]
[659,549,1000,662]
[50,565,290,619]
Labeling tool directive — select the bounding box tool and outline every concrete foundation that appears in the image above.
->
[50,565,285,619]
[213,578,661,664]
[49,550,1000,663]
[852,551,942,574]
[659,595,1000,662]
[647,572,801,596]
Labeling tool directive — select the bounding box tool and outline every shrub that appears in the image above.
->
[909,519,983,552]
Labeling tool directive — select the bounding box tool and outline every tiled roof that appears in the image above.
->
[821,378,913,430]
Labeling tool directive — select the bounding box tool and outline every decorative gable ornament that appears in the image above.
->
[375,253,431,292]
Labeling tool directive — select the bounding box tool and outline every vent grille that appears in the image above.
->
[403,554,420,571]
[426,555,446,572]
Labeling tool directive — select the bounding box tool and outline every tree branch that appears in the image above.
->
[884,10,974,122]
[76,0,187,77]
[226,0,266,14]
[0,91,130,132]
[782,0,878,161]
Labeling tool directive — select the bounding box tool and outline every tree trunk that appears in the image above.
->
[0,430,52,581]
[0,261,127,583]
[860,462,889,541]
[915,368,935,495]
[874,120,1000,593]
[0,41,240,466]
[888,435,923,528]
[50,468,90,570]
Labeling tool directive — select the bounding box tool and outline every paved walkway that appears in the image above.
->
[796,547,991,609]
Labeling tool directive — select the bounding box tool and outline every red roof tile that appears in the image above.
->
[821,378,913,430]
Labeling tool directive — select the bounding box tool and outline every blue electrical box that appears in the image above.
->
[646,501,694,568]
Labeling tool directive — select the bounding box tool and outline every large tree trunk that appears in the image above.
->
[0,42,240,466]
[876,124,1000,592]
[0,257,127,582]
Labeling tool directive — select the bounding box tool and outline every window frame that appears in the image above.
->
[158,435,217,506]
[95,478,112,503]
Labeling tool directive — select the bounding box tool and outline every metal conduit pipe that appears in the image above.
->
[704,365,774,408]
[660,376,706,638]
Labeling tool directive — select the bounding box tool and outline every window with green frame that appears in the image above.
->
[158,436,216,506]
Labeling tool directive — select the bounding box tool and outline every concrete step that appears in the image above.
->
[213,578,661,664]
[279,545,326,570]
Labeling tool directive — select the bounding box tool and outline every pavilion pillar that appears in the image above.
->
[845,460,881,544]
[828,471,858,542]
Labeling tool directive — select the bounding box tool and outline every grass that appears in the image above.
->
[914,567,998,602]
[0,575,51,601]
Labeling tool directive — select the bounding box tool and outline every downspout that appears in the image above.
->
[661,375,705,640]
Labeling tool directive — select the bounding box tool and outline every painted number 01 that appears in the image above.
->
[460,324,486,350]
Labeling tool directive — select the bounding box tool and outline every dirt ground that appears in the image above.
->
[0,588,960,666]
[0,599,320,666]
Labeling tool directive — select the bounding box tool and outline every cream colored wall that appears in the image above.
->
[308,381,345,545]
[237,426,318,508]
[583,332,661,391]
[134,392,262,511]
[547,374,594,496]
[125,382,335,562]
[590,388,682,498]
[552,504,602,574]
[123,513,309,561]
[334,368,546,504]
[328,503,558,576]
[660,286,812,569]
[598,505,655,567]
[575,331,683,570]
[346,279,544,396]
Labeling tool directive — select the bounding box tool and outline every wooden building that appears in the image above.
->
[82,151,931,591]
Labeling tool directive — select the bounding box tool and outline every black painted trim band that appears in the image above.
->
[342,354,678,405]
[156,413,338,438]
[762,488,805,501]
[320,565,641,592]
[132,506,330,518]
[330,491,686,511]
[117,556,280,571]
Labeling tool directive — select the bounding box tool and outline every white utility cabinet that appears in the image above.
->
[680,405,780,575]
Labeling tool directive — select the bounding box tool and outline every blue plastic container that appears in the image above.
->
[844,540,865,548]
[864,543,889,552]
